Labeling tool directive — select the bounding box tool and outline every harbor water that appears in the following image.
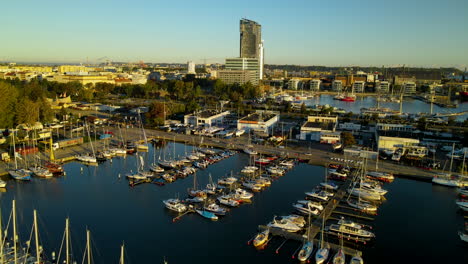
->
[306,95,468,120]
[0,142,466,263]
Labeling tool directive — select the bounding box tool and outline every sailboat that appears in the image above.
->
[126,154,153,180]
[45,136,64,174]
[119,242,125,264]
[136,109,149,151]
[432,143,464,187]
[187,172,207,200]
[8,131,32,181]
[195,208,218,220]
[109,125,127,155]
[297,212,314,261]
[332,234,346,264]
[56,218,75,264]
[315,216,330,264]
[243,132,258,155]
[75,123,97,164]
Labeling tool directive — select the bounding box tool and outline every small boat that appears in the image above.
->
[204,203,228,215]
[217,195,240,207]
[195,209,218,220]
[109,147,127,155]
[9,169,32,181]
[243,148,258,155]
[233,188,254,200]
[185,196,205,203]
[279,160,294,168]
[293,202,321,215]
[242,181,262,192]
[267,216,301,232]
[459,231,468,242]
[327,220,375,240]
[432,175,463,187]
[315,243,330,264]
[30,166,53,178]
[281,215,306,228]
[366,171,394,183]
[458,187,468,196]
[75,154,97,163]
[320,182,339,190]
[332,248,346,264]
[347,199,378,213]
[332,143,342,150]
[305,191,330,202]
[297,241,313,262]
[296,200,324,210]
[159,160,177,169]
[347,188,381,201]
[162,199,187,213]
[350,255,364,264]
[253,229,269,247]
[150,164,164,173]
[254,158,270,165]
[340,96,355,102]
[45,161,64,174]
[267,166,285,175]
[456,200,468,212]
[355,182,388,196]
[0,179,6,188]
[218,177,238,185]
[126,171,152,180]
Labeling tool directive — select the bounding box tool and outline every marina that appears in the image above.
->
[0,141,466,263]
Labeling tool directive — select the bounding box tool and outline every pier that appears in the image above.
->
[256,169,365,257]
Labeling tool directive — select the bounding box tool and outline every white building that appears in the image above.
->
[258,40,264,80]
[298,115,340,144]
[377,136,419,152]
[187,61,196,74]
[184,110,230,127]
[288,79,300,90]
[310,79,321,91]
[237,111,279,134]
[376,123,415,132]
[377,81,390,93]
[332,80,343,92]
[404,82,417,94]
[353,81,365,93]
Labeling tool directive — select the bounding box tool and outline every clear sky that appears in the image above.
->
[1,0,467,68]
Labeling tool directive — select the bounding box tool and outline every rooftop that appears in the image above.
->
[194,110,228,119]
[302,121,335,131]
[239,112,277,123]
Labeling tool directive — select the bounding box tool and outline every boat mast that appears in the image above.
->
[33,210,40,264]
[65,218,70,264]
[86,123,96,158]
[449,143,455,175]
[0,206,3,264]
[13,200,17,264]
[86,229,91,264]
[119,242,124,264]
[12,132,17,170]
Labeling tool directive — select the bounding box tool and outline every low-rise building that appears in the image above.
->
[332,80,343,92]
[352,81,365,93]
[310,79,321,91]
[184,110,230,127]
[298,115,340,144]
[376,81,390,93]
[377,136,419,152]
[404,82,417,94]
[237,111,279,134]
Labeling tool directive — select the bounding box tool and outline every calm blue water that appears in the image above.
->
[306,95,468,120]
[0,142,466,263]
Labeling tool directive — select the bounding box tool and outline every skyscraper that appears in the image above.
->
[240,19,262,59]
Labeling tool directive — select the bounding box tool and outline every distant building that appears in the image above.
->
[240,18,261,59]
[298,115,340,144]
[288,79,300,90]
[184,110,230,127]
[332,80,343,92]
[394,75,416,86]
[310,79,321,91]
[58,65,88,73]
[218,69,255,85]
[353,81,365,93]
[404,82,417,94]
[237,111,279,134]
[187,61,196,74]
[376,81,390,93]
[377,136,419,152]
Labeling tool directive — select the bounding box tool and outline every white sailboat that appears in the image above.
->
[75,123,97,164]
[315,216,330,264]
[297,213,314,261]
[8,132,32,181]
[432,143,463,187]
[136,109,149,151]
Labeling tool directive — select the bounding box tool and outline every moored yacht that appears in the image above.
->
[163,198,187,213]
[267,216,302,232]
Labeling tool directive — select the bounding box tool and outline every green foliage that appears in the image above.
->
[341,132,356,146]
[0,82,18,128]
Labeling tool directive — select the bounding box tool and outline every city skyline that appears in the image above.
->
[1,0,467,68]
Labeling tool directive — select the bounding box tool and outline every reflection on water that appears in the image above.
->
[0,143,466,263]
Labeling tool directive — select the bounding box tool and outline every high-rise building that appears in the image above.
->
[240,19,261,58]
[310,79,321,91]
[258,40,264,80]
[187,61,196,74]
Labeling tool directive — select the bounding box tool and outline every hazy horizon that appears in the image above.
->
[1,0,467,69]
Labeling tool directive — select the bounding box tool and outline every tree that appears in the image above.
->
[0,81,18,128]
[146,102,169,126]
[300,103,307,114]
[341,132,356,146]
[16,98,39,126]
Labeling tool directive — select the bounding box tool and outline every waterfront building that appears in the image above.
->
[184,110,230,127]
[310,79,321,91]
[237,111,279,134]
[240,18,261,59]
[353,81,366,93]
[298,115,340,144]
[376,123,415,133]
[288,79,301,90]
[376,81,390,93]
[187,61,196,74]
[52,74,115,86]
[404,82,417,94]
[332,80,343,92]
[377,136,419,152]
